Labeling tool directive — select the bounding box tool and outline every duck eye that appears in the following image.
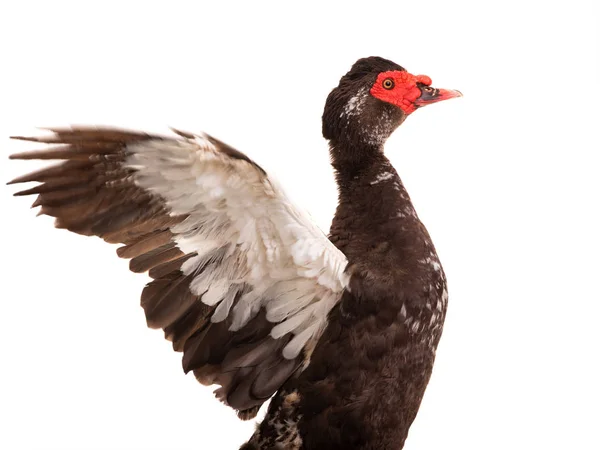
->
[382,78,394,90]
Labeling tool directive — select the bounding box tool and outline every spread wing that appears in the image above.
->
[9,127,349,419]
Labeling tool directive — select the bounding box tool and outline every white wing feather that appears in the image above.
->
[126,134,349,359]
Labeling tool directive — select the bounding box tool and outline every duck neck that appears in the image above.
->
[329,141,423,256]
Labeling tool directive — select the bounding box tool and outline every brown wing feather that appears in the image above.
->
[117,229,174,259]
[9,127,302,420]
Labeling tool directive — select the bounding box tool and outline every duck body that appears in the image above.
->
[244,110,448,449]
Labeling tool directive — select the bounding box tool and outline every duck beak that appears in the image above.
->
[414,87,463,107]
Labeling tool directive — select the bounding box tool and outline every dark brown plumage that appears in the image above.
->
[9,56,461,449]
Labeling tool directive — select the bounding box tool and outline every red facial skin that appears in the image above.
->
[370,71,433,114]
[371,70,462,114]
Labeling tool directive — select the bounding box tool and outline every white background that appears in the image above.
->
[1,1,598,449]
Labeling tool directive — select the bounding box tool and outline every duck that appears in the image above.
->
[8,56,462,450]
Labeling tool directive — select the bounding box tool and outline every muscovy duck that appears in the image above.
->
[9,56,461,450]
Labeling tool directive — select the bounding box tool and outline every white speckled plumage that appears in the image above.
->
[341,87,367,119]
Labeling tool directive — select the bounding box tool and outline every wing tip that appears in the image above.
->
[7,175,28,185]
[7,172,43,185]
[9,151,35,161]
[9,135,45,143]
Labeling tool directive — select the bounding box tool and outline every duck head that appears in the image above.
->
[323,56,461,165]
